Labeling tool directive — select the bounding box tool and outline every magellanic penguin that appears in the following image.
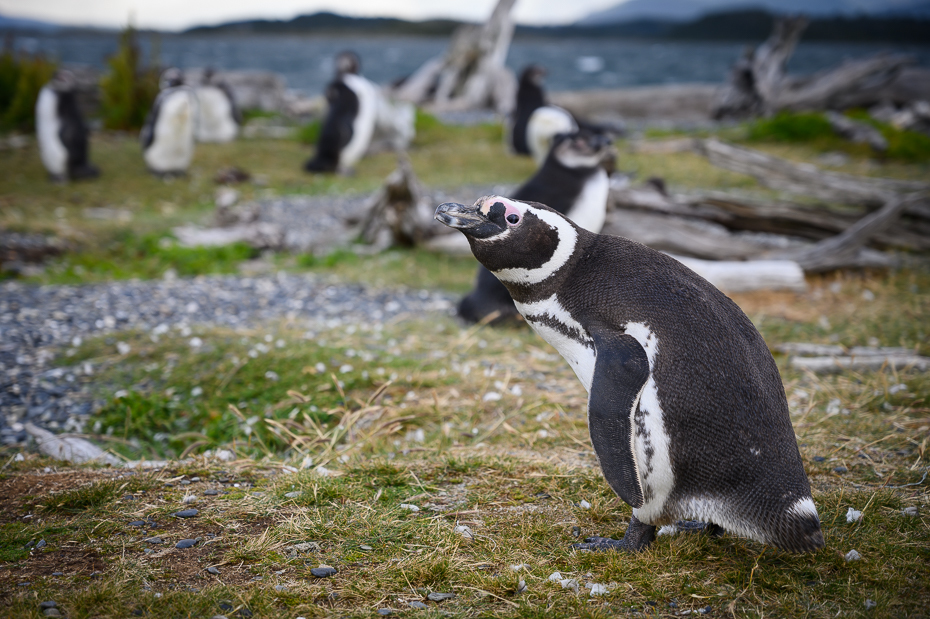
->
[194,68,241,143]
[435,196,825,554]
[304,51,377,174]
[140,68,197,177]
[510,65,578,166]
[35,70,100,182]
[458,129,614,325]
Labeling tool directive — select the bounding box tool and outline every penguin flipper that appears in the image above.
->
[588,328,649,509]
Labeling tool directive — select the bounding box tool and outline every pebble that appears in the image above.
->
[548,572,563,582]
[845,549,862,562]
[408,601,428,610]
[359,545,373,551]
[175,539,198,549]
[128,520,146,527]
[864,599,877,610]
[236,608,253,617]
[310,567,337,578]
[210,616,228,619]
[560,578,579,591]
[846,508,862,523]
[39,601,57,609]
[517,579,527,593]
[453,525,473,540]
[813,456,826,462]
[903,507,918,517]
[143,537,163,544]
[207,567,221,575]
[284,491,300,498]
[426,592,455,602]
[834,466,848,474]
[274,585,287,592]
[399,504,420,512]
[0,275,454,443]
[589,583,608,596]
[43,609,61,618]
[378,610,393,616]
[204,489,220,496]
[51,572,63,577]
[173,509,198,518]
[35,539,46,549]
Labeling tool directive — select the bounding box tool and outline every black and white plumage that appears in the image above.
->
[35,70,99,182]
[304,51,377,174]
[510,65,577,166]
[458,129,613,325]
[194,69,241,143]
[141,68,197,176]
[435,196,825,554]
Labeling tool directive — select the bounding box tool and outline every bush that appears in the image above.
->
[0,48,56,132]
[99,25,160,131]
[747,110,930,163]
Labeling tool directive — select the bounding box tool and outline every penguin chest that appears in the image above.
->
[514,295,597,392]
[566,168,609,234]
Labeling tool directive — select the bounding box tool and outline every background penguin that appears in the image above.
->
[304,51,377,174]
[510,65,577,166]
[35,70,99,182]
[458,129,614,325]
[141,68,197,176]
[194,68,241,143]
[435,196,825,554]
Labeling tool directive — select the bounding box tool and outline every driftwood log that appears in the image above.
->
[774,343,930,374]
[357,154,438,248]
[713,17,912,119]
[392,0,516,114]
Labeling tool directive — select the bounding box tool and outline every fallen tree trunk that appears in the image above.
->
[696,138,930,213]
[774,343,930,373]
[671,255,806,292]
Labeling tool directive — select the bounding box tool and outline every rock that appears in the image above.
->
[51,572,63,577]
[360,544,373,551]
[571,526,581,537]
[39,601,57,609]
[24,423,121,466]
[128,521,147,527]
[378,610,393,616]
[864,599,877,610]
[284,491,300,498]
[578,500,591,509]
[560,578,579,592]
[274,585,287,592]
[43,609,61,617]
[548,572,563,582]
[408,601,428,610]
[399,503,420,512]
[310,567,337,578]
[589,583,608,596]
[210,616,228,619]
[846,508,863,523]
[35,539,46,549]
[236,609,253,618]
[517,579,527,593]
[143,537,163,544]
[207,567,221,575]
[813,456,826,462]
[204,489,220,496]
[427,592,455,602]
[845,549,862,562]
[173,509,198,518]
[182,495,197,504]
[903,507,918,517]
[453,525,473,540]
[175,539,198,549]
[834,466,848,474]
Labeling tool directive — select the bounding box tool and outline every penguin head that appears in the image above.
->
[160,68,184,90]
[549,129,616,170]
[49,70,77,92]
[435,196,580,285]
[519,65,546,88]
[335,51,361,77]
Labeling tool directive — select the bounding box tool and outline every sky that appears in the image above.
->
[0,0,623,30]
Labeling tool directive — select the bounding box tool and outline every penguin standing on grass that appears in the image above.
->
[304,51,377,174]
[435,195,825,554]
[510,65,578,166]
[35,69,100,182]
[194,68,241,143]
[141,68,196,177]
[458,129,614,324]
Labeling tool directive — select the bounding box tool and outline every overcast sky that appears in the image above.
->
[0,0,623,30]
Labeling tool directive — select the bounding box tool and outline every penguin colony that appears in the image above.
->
[35,70,99,182]
[458,129,614,324]
[436,196,824,553]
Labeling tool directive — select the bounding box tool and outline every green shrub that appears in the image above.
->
[100,25,160,131]
[0,49,56,132]
[747,111,835,143]
[296,119,321,145]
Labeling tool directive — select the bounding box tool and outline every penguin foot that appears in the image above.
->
[571,516,656,552]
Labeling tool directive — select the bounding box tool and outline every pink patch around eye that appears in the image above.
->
[502,202,522,225]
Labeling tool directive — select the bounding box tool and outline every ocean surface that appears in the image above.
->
[16,33,930,96]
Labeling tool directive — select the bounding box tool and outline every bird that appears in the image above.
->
[304,51,377,174]
[510,65,577,166]
[194,68,241,143]
[458,129,614,325]
[140,68,197,177]
[35,69,99,182]
[435,196,825,554]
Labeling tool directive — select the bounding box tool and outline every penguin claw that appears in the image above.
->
[572,537,633,552]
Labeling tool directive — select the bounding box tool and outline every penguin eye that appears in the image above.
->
[506,213,520,225]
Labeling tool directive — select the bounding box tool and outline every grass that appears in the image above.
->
[1,112,929,617]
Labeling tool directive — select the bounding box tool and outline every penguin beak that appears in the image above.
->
[434,202,502,239]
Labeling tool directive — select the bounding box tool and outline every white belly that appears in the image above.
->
[527,106,577,166]
[36,87,67,177]
[339,74,378,171]
[566,168,608,234]
[194,86,238,143]
[514,295,596,392]
[144,89,196,173]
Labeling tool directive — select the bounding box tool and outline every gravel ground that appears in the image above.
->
[0,274,454,445]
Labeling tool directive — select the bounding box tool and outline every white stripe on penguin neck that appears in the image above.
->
[492,205,578,285]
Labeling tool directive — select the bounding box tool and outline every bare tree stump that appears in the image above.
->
[358,154,437,248]
[392,0,517,114]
